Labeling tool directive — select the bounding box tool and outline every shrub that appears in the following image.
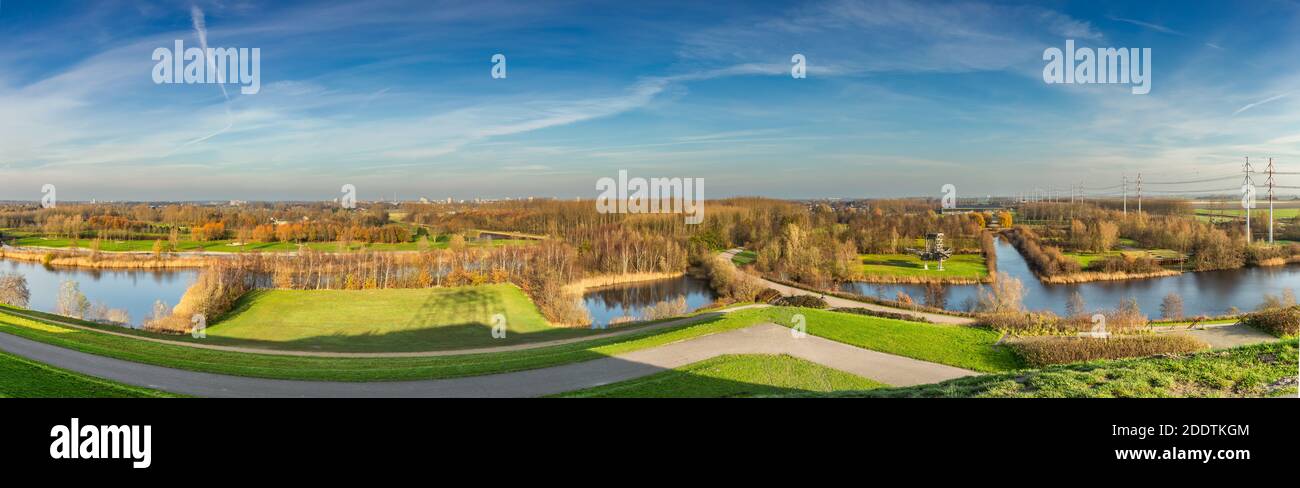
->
[832,307,931,323]
[978,311,1066,335]
[0,272,30,308]
[755,288,783,304]
[641,296,688,321]
[1087,254,1163,274]
[1009,334,1209,367]
[1242,306,1299,337]
[772,295,828,309]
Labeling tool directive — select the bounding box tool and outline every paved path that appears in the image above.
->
[1155,323,1278,349]
[721,249,977,325]
[0,305,765,358]
[0,323,974,397]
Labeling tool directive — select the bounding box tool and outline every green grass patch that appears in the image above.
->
[858,253,988,280]
[817,339,1297,398]
[0,349,176,398]
[731,250,758,265]
[765,308,1021,372]
[208,284,594,352]
[554,354,885,398]
[0,306,1017,382]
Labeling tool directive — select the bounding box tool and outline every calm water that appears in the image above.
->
[582,275,718,326]
[1,259,198,327]
[842,238,1300,317]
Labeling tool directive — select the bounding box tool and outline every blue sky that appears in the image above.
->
[1,0,1298,201]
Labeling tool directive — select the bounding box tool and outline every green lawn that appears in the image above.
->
[858,253,988,280]
[555,354,885,398]
[0,305,1015,382]
[1065,248,1183,268]
[815,339,1297,398]
[731,250,758,265]
[765,308,1021,372]
[1195,208,1300,219]
[0,350,176,398]
[207,284,594,352]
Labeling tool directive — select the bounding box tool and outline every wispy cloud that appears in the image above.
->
[1108,16,1184,36]
[1233,93,1289,116]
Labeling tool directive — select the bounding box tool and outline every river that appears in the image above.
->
[581,275,718,325]
[0,259,198,327]
[841,238,1299,317]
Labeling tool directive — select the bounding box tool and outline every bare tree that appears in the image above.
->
[1160,293,1184,320]
[976,272,1025,313]
[0,272,30,308]
[1065,291,1085,318]
[56,280,91,319]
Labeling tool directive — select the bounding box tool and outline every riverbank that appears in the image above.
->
[0,247,208,269]
[562,271,689,295]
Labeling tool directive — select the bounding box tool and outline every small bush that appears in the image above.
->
[754,288,783,304]
[1242,306,1299,337]
[1009,334,1209,367]
[641,296,688,321]
[832,307,931,323]
[772,295,829,309]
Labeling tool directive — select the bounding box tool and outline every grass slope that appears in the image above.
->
[858,253,988,280]
[767,308,1021,372]
[555,354,885,398]
[208,284,588,352]
[0,306,1015,381]
[0,350,175,398]
[819,339,1297,398]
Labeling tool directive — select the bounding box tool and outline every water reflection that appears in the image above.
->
[1,259,198,327]
[842,237,1300,317]
[582,275,717,325]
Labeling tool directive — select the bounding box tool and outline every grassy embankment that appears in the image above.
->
[207,284,594,352]
[0,350,176,398]
[857,253,989,283]
[554,354,886,398]
[808,339,1298,398]
[0,304,1016,382]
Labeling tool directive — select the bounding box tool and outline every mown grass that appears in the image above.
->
[858,253,988,280]
[764,307,1021,372]
[554,354,885,398]
[0,306,1017,381]
[207,284,592,352]
[731,250,758,266]
[0,350,176,398]
[813,339,1298,398]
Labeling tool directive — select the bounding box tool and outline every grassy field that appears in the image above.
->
[731,250,757,265]
[207,284,594,352]
[8,234,532,253]
[0,305,1016,381]
[858,253,988,280]
[0,349,176,398]
[1195,208,1300,218]
[815,339,1297,398]
[1065,248,1183,268]
[555,354,885,398]
[767,308,1021,372]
